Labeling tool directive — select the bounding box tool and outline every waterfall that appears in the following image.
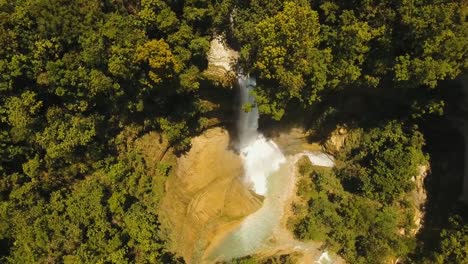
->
[237,76,259,148]
[205,75,338,263]
[236,75,286,196]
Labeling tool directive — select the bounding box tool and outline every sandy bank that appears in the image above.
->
[159,128,262,263]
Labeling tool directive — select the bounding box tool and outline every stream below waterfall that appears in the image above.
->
[204,75,337,263]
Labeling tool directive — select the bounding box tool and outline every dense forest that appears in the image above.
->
[0,0,467,263]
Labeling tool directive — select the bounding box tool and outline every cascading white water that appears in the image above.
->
[237,76,286,196]
[206,75,338,263]
[237,76,259,149]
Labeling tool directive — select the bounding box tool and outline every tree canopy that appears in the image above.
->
[0,0,467,263]
[226,0,467,118]
[0,0,215,262]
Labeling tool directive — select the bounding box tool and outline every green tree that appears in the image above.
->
[432,217,468,264]
[338,122,427,203]
[252,1,332,119]
[36,108,96,161]
[395,1,467,88]
[136,39,182,85]
[5,91,43,142]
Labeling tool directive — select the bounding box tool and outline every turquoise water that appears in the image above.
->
[206,156,294,262]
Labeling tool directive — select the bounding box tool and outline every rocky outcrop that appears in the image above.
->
[410,165,429,235]
[269,127,322,156]
[203,36,239,87]
[323,126,348,154]
[159,128,262,263]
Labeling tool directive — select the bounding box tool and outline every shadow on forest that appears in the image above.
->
[410,78,468,260]
[411,116,467,260]
[259,83,414,146]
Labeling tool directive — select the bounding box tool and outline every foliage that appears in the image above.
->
[135,39,182,85]
[429,216,468,264]
[0,0,466,263]
[292,122,427,263]
[227,0,467,119]
[252,1,331,119]
[395,1,467,88]
[0,0,218,262]
[227,254,296,264]
[337,121,427,203]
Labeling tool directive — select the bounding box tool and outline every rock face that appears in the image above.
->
[411,165,429,235]
[203,37,239,87]
[207,37,238,72]
[268,127,322,156]
[323,126,348,154]
[159,128,262,263]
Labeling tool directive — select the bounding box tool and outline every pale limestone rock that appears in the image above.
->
[204,36,239,87]
[159,128,262,263]
[324,126,348,154]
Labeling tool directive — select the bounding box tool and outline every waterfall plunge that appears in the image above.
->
[206,75,337,263]
[237,76,286,196]
[204,75,292,260]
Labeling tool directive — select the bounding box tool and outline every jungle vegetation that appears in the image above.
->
[0,0,467,263]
